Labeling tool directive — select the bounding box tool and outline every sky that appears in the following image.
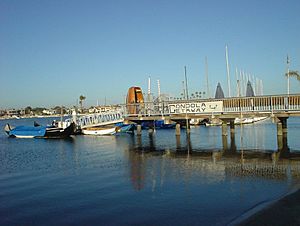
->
[1,0,300,108]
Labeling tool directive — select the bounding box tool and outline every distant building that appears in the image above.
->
[7,109,18,116]
[42,109,57,115]
[0,109,6,116]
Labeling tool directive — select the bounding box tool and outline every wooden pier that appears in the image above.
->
[123,94,300,148]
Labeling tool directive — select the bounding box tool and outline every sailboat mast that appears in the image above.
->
[205,56,210,98]
[225,45,231,97]
[184,66,189,100]
[148,76,151,102]
[287,55,290,95]
[157,79,161,101]
[235,67,238,97]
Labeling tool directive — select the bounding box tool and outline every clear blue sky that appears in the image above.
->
[1,0,300,108]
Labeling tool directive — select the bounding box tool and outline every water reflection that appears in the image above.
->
[124,131,300,191]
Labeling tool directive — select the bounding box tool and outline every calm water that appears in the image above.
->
[1,117,300,225]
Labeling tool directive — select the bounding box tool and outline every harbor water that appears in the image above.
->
[1,117,300,225]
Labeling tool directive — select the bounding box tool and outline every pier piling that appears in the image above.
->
[276,117,288,151]
[222,121,228,136]
[137,124,142,136]
[175,123,181,136]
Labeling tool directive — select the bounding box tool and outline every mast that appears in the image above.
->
[148,76,151,102]
[225,45,231,97]
[157,79,161,101]
[240,69,243,96]
[184,66,189,100]
[182,81,186,99]
[205,56,210,98]
[235,67,238,97]
[287,55,290,95]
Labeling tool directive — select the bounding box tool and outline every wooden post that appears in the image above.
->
[222,121,228,136]
[148,121,154,135]
[175,123,181,136]
[277,121,283,136]
[186,119,190,135]
[276,117,288,151]
[276,117,288,136]
[222,135,228,151]
[281,117,288,134]
[137,124,142,136]
[176,135,181,151]
[229,120,235,135]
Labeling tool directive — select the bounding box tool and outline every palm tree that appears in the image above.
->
[286,70,300,81]
[79,95,86,110]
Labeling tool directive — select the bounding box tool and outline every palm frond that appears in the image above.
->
[285,70,300,81]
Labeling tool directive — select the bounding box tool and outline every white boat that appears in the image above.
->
[205,116,269,126]
[234,117,254,124]
[234,116,269,125]
[82,127,117,135]
[204,118,222,126]
[253,116,269,123]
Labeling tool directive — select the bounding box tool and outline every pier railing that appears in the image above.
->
[123,94,300,117]
[70,111,124,128]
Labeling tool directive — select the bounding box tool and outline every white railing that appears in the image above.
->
[123,94,300,117]
[67,110,125,129]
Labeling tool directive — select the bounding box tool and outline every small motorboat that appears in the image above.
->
[82,126,117,136]
[4,122,75,138]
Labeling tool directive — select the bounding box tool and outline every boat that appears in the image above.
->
[117,124,135,133]
[205,116,269,126]
[4,122,75,138]
[204,119,222,126]
[82,126,117,135]
[141,120,176,129]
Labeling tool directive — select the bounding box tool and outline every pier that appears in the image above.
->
[123,94,300,148]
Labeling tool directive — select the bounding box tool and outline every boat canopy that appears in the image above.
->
[246,81,255,97]
[215,82,225,99]
[8,126,47,137]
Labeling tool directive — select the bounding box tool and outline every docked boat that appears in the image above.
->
[82,126,117,135]
[205,116,269,126]
[4,122,75,138]
[141,120,175,129]
[117,124,135,133]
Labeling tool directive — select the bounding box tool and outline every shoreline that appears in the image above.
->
[0,115,69,120]
[235,185,300,225]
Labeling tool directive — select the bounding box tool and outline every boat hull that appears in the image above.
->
[82,127,116,135]
[4,123,75,138]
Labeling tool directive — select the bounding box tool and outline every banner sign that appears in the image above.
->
[168,101,223,114]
